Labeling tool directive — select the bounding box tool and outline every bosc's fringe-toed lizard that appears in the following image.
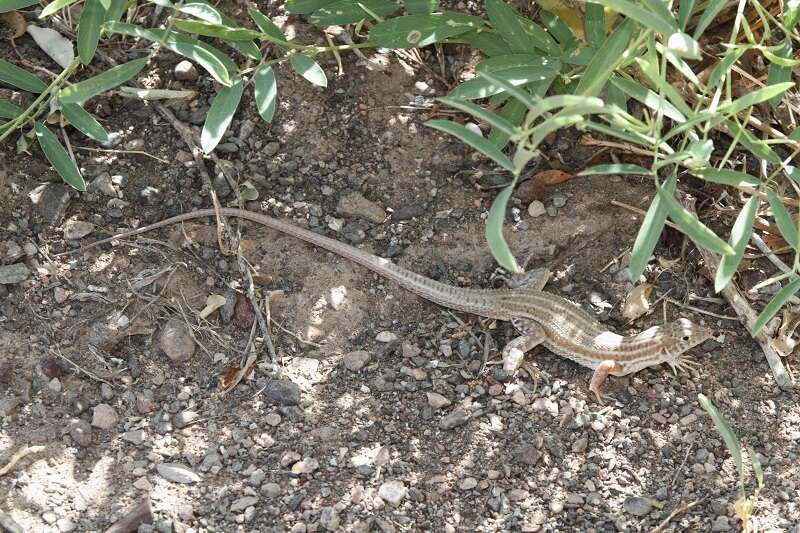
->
[60,207,713,403]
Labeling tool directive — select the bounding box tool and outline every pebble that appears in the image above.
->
[343,350,371,371]
[29,182,70,224]
[122,429,145,445]
[262,379,301,405]
[571,437,588,453]
[528,200,546,217]
[0,397,21,417]
[439,408,469,430]
[56,518,76,532]
[173,410,200,429]
[262,482,281,498]
[156,463,201,484]
[319,507,339,531]
[532,397,559,417]
[0,263,30,284]
[391,204,425,221]
[174,60,199,81]
[514,444,541,465]
[711,516,730,532]
[551,193,568,208]
[375,331,398,343]
[291,457,319,474]
[263,141,280,156]
[63,220,95,240]
[459,477,478,490]
[88,173,116,197]
[623,496,653,516]
[249,469,266,486]
[680,413,698,426]
[378,480,407,505]
[42,511,58,524]
[426,392,451,409]
[91,404,118,429]
[69,420,92,447]
[158,319,195,363]
[265,413,281,426]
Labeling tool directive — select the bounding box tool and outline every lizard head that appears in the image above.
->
[660,318,714,373]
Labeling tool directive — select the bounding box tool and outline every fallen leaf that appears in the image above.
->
[1,11,26,40]
[27,25,74,69]
[199,294,226,319]
[532,169,575,186]
[220,361,255,392]
[516,169,577,201]
[623,283,653,321]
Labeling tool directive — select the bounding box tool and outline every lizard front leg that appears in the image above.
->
[502,320,546,373]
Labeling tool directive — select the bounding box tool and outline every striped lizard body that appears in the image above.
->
[60,207,713,403]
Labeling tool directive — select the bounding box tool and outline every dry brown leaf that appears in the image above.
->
[623,283,654,321]
[0,11,26,40]
[199,294,226,319]
[532,169,575,186]
[220,362,254,392]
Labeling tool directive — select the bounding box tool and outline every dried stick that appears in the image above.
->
[105,498,153,533]
[0,445,46,477]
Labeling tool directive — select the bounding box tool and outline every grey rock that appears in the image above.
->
[426,392,451,410]
[262,482,281,498]
[514,444,541,465]
[711,516,730,532]
[623,496,653,517]
[122,429,146,445]
[342,350,371,371]
[174,60,198,81]
[528,200,546,217]
[262,379,300,406]
[0,263,30,285]
[69,420,92,447]
[248,468,266,486]
[29,183,70,224]
[378,480,407,505]
[63,220,95,240]
[156,463,201,484]
[88,173,116,197]
[0,396,21,417]
[230,496,258,513]
[173,410,200,429]
[91,404,118,429]
[319,507,339,531]
[391,204,425,221]
[551,193,568,208]
[158,318,195,363]
[337,192,386,224]
[439,408,469,430]
[56,518,76,532]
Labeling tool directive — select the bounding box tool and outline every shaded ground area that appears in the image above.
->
[1,7,799,533]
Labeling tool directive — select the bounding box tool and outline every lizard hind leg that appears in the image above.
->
[502,321,546,373]
[589,360,624,404]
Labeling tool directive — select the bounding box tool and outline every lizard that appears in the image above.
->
[59,207,714,403]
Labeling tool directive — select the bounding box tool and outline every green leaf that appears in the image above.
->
[402,0,438,14]
[486,185,521,273]
[629,174,675,280]
[748,445,764,489]
[253,64,277,123]
[426,119,513,172]
[698,394,743,481]
[201,75,244,153]
[677,0,696,29]
[0,99,23,119]
[635,57,693,117]
[657,180,735,256]
[0,0,38,12]
[706,47,747,92]
[34,122,85,191]
[693,0,727,39]
[78,0,106,65]
[610,75,686,122]
[584,2,606,48]
[723,119,781,164]
[449,65,558,100]
[765,40,793,107]
[310,0,400,25]
[476,53,551,72]
[767,190,798,250]
[368,12,485,48]
[171,19,262,41]
[715,195,758,292]
[591,0,675,35]
[104,0,127,23]
[0,60,47,93]
[488,97,525,150]
[753,278,800,334]
[685,138,713,168]
[690,168,760,187]
[460,29,512,56]
[437,96,516,136]
[59,57,147,103]
[575,18,635,97]
[486,0,534,53]
[60,103,109,142]
[538,9,577,47]
[519,18,560,56]
[469,70,547,110]
[665,31,701,59]
[718,82,794,116]
[179,1,262,59]
[106,22,234,86]
[285,0,328,14]
[578,163,651,176]
[40,0,81,18]
[289,54,327,87]
[248,7,287,42]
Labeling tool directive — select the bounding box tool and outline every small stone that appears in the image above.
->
[249,469,266,486]
[291,457,320,474]
[29,182,70,224]
[56,518,76,532]
[337,192,386,224]
[551,193,568,208]
[680,413,698,426]
[91,404,118,429]
[572,437,588,453]
[281,451,301,467]
[265,413,281,426]
[528,200,546,217]
[508,489,529,502]
[42,511,58,524]
[173,410,200,429]
[63,220,95,240]
[0,397,20,417]
[0,263,29,284]
[69,420,92,447]
[375,331,398,343]
[48,378,62,393]
[230,496,259,513]
[53,286,68,304]
[514,444,541,465]
[88,173,116,197]
[264,142,280,157]
[623,496,653,517]
[174,60,198,81]
[532,397,559,416]
[156,463,201,484]
[440,408,469,430]
[262,379,301,405]
[426,392,451,410]
[378,480,407,505]
[711,516,730,532]
[343,350,371,371]
[159,318,195,363]
[122,429,145,445]
[319,507,339,531]
[459,477,478,490]
[262,482,281,498]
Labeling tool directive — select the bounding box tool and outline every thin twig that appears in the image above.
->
[611,200,679,230]
[664,297,740,321]
[74,146,170,163]
[650,499,703,533]
[0,445,46,477]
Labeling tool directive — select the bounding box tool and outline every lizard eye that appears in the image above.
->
[681,335,691,342]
